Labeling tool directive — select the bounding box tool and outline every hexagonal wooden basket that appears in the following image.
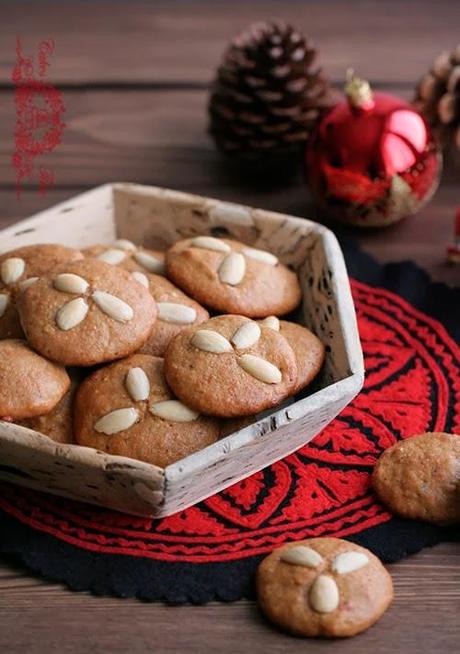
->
[0,183,364,517]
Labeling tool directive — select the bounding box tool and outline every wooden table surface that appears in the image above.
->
[0,2,459,652]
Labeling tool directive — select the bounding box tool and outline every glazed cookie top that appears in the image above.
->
[74,354,221,468]
[132,271,209,357]
[164,314,298,417]
[0,243,83,339]
[257,537,393,638]
[165,236,301,317]
[17,259,157,366]
[0,339,70,420]
[372,432,460,525]
[260,317,325,394]
[84,239,165,275]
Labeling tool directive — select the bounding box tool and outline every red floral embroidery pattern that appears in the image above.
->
[0,280,458,563]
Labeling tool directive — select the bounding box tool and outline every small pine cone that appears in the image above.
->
[208,20,335,176]
[414,45,460,150]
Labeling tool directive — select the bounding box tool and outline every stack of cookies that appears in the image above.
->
[0,236,325,467]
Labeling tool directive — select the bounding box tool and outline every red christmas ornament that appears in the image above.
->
[306,71,442,227]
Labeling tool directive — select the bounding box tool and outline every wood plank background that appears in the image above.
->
[1,544,459,654]
[0,1,459,652]
[1,0,458,85]
[1,1,458,284]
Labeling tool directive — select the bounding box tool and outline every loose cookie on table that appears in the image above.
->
[84,240,165,275]
[260,317,325,393]
[372,432,460,525]
[74,354,221,468]
[0,243,83,339]
[0,339,70,420]
[257,537,393,638]
[17,259,157,366]
[130,271,209,356]
[165,236,301,317]
[164,314,298,417]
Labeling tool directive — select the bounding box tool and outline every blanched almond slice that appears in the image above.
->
[113,238,137,251]
[131,271,149,288]
[309,575,340,613]
[150,399,199,422]
[54,273,89,294]
[157,302,197,324]
[231,321,261,349]
[134,251,165,274]
[332,551,369,574]
[56,297,89,331]
[190,236,231,253]
[92,291,134,322]
[218,252,246,285]
[1,257,25,285]
[242,247,278,266]
[18,276,39,291]
[97,248,127,265]
[260,316,280,331]
[237,354,282,384]
[125,367,150,402]
[0,293,9,318]
[280,545,323,568]
[191,329,233,353]
[94,407,139,435]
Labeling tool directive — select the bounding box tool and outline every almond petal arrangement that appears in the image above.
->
[257,538,393,637]
[5,234,319,426]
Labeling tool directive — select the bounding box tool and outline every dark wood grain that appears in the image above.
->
[0,544,459,654]
[0,86,415,188]
[1,0,458,85]
[0,1,459,652]
[0,85,457,284]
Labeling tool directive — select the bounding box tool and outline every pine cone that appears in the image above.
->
[414,45,460,150]
[208,20,335,177]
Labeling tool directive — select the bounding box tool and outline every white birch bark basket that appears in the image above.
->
[0,183,364,517]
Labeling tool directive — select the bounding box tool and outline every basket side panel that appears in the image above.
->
[160,377,360,517]
[298,231,364,388]
[0,424,165,517]
[0,185,116,252]
[112,183,319,262]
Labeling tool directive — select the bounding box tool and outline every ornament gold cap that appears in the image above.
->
[345,69,374,111]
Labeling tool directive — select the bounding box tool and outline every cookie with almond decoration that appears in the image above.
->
[84,239,165,275]
[130,271,209,356]
[165,236,301,317]
[260,317,325,393]
[0,339,70,420]
[164,314,298,417]
[17,259,157,366]
[0,243,83,339]
[257,538,393,638]
[74,354,221,467]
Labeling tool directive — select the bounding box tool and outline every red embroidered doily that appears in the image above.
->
[1,278,458,572]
